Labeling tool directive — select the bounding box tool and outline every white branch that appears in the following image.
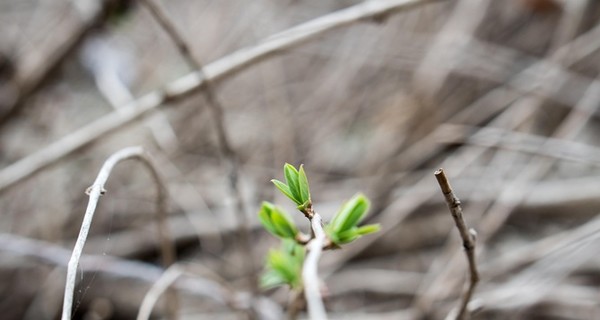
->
[61,146,175,320]
[303,213,328,320]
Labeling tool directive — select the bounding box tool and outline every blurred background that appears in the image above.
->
[1,0,600,319]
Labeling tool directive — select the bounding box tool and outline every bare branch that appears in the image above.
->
[0,0,121,125]
[303,213,328,320]
[0,0,438,194]
[61,146,176,320]
[137,265,184,320]
[139,0,257,291]
[434,168,479,320]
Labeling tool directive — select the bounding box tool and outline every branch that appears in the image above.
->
[0,232,284,319]
[434,169,479,320]
[137,265,184,320]
[61,146,176,320]
[0,0,438,194]
[139,0,257,291]
[0,0,122,125]
[302,213,328,320]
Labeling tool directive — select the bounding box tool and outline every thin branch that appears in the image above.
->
[61,146,176,320]
[0,232,284,319]
[302,213,328,320]
[434,168,479,320]
[0,0,438,194]
[137,265,184,320]
[435,123,600,166]
[139,0,256,291]
[0,0,121,125]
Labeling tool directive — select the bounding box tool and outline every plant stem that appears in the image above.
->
[302,213,328,320]
[434,168,479,320]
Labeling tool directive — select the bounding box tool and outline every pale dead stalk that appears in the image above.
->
[61,146,176,320]
[434,168,479,320]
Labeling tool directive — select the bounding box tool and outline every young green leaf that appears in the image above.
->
[261,269,287,289]
[335,228,360,244]
[284,163,301,203]
[258,202,277,236]
[338,194,370,232]
[271,209,298,239]
[330,194,370,233]
[260,240,305,289]
[297,164,311,204]
[271,179,298,204]
[356,224,381,236]
[258,202,298,239]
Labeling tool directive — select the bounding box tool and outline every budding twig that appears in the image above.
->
[302,213,328,320]
[434,168,479,320]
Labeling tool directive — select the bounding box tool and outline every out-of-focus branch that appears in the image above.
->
[137,265,184,320]
[61,146,176,320]
[0,0,439,194]
[434,169,479,320]
[0,232,283,319]
[0,0,123,126]
[303,213,328,320]
[139,0,257,290]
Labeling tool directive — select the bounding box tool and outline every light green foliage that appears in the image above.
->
[260,164,380,290]
[261,239,305,289]
[271,163,311,211]
[258,202,298,239]
[325,194,380,245]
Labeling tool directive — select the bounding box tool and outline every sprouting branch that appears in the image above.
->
[434,168,479,320]
[0,0,437,194]
[302,213,328,320]
[61,146,176,320]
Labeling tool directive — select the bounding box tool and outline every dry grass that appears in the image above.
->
[1,0,600,319]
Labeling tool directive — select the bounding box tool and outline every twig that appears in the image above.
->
[139,0,257,291]
[61,146,176,320]
[434,168,479,320]
[302,213,328,320]
[0,0,121,125]
[0,232,284,319]
[137,265,184,320]
[435,123,600,166]
[0,0,438,194]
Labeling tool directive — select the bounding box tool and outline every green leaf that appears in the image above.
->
[260,270,286,289]
[258,202,297,239]
[271,179,298,204]
[324,224,340,244]
[298,165,311,204]
[284,163,301,203]
[261,241,305,289]
[339,194,370,232]
[335,229,360,244]
[271,209,298,239]
[330,194,370,233]
[356,224,380,236]
[258,202,279,237]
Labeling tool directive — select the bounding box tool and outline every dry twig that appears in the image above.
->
[61,146,176,320]
[137,265,184,320]
[0,0,438,194]
[434,168,479,320]
[139,0,257,291]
